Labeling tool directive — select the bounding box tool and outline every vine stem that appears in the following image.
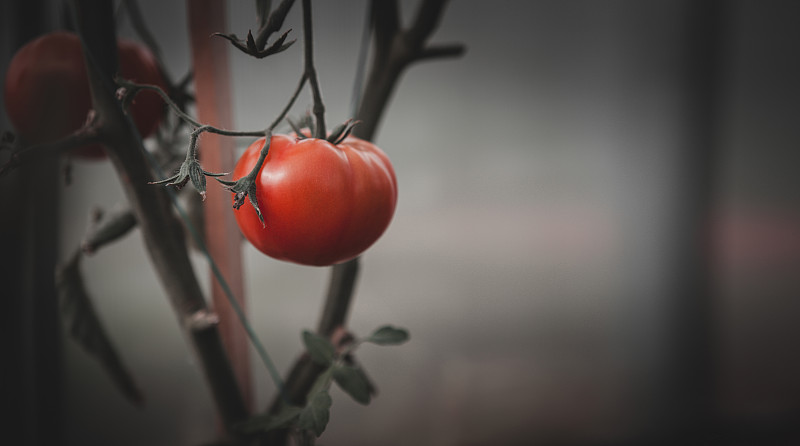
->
[267,2,465,434]
[120,82,262,137]
[124,74,306,144]
[301,0,326,138]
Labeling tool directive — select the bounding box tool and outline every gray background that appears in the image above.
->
[2,1,800,445]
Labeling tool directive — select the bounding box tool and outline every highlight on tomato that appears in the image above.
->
[3,31,167,159]
[231,133,398,266]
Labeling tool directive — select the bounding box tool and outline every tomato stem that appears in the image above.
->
[302,0,326,139]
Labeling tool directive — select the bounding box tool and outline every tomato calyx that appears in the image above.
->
[217,134,271,226]
[325,119,361,145]
[286,117,360,145]
[149,129,228,200]
[213,28,296,59]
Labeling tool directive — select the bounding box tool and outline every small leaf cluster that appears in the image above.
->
[236,325,409,439]
[149,129,228,200]
[214,0,296,59]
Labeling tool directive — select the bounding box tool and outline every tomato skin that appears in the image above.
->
[233,134,398,266]
[3,31,166,159]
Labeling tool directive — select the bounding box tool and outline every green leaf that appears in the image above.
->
[332,364,372,405]
[308,367,334,398]
[235,404,302,434]
[365,325,410,346]
[297,389,332,437]
[302,330,335,366]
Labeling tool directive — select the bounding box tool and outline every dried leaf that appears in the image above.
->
[57,254,144,406]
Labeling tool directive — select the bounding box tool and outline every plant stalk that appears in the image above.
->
[71,0,248,432]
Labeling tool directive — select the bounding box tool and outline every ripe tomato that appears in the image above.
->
[232,134,398,266]
[3,31,166,159]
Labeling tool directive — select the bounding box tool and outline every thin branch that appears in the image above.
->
[193,124,265,139]
[415,43,466,62]
[121,79,304,140]
[81,207,137,254]
[0,126,103,177]
[302,0,326,138]
[270,72,309,131]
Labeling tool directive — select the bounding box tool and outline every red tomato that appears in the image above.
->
[3,31,166,159]
[232,134,398,266]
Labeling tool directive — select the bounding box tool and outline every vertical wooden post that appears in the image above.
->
[186,0,251,409]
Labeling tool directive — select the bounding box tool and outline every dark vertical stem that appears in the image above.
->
[661,0,728,436]
[0,2,61,445]
[317,259,360,337]
[301,0,325,138]
[70,0,248,432]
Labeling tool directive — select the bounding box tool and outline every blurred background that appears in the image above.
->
[2,0,800,445]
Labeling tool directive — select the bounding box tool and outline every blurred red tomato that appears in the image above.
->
[3,31,167,158]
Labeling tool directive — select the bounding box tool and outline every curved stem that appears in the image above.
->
[192,124,264,139]
[122,82,262,137]
[0,125,103,177]
[270,72,308,132]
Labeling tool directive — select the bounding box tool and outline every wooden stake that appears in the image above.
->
[186,0,251,410]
